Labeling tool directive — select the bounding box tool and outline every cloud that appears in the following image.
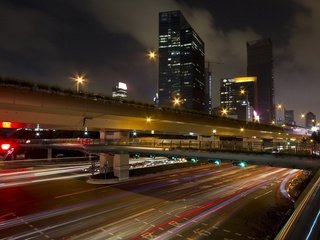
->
[275,0,320,124]
[0,2,54,53]
[84,0,261,105]
[85,0,260,72]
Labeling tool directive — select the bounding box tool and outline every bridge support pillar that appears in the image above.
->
[99,153,114,172]
[47,148,52,160]
[113,153,129,180]
[99,129,106,144]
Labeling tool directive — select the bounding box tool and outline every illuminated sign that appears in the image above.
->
[234,76,257,83]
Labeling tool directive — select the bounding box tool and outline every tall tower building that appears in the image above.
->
[158,10,205,112]
[220,76,257,121]
[247,39,274,124]
[305,112,316,129]
[284,109,295,126]
[205,62,213,114]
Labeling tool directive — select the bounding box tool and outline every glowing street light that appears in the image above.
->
[70,73,87,93]
[173,97,182,106]
[148,50,157,60]
[221,108,228,117]
[147,50,159,100]
[146,117,151,123]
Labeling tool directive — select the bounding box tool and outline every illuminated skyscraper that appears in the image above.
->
[247,39,274,124]
[158,10,205,112]
[220,76,257,121]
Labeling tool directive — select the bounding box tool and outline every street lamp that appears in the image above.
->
[148,50,157,60]
[147,50,159,104]
[275,103,284,126]
[221,108,228,117]
[173,97,182,106]
[70,73,86,93]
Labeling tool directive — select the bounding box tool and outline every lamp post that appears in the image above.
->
[276,103,284,126]
[147,50,159,105]
[70,73,86,93]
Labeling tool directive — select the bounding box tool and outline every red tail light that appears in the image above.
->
[1,143,11,151]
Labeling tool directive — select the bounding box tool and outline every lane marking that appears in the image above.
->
[254,190,272,200]
[55,185,110,199]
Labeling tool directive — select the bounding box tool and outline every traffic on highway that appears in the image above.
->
[0,149,309,239]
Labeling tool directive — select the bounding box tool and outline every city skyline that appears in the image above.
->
[0,0,319,125]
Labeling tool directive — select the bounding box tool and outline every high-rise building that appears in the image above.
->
[284,109,295,126]
[158,10,205,112]
[205,62,212,114]
[220,77,257,121]
[247,39,274,124]
[112,82,127,99]
[305,112,316,129]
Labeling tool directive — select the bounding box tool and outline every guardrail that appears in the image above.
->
[11,138,320,157]
[107,139,319,156]
[275,169,320,239]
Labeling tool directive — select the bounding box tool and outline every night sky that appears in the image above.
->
[0,0,319,125]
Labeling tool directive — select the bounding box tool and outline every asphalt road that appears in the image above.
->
[0,163,299,240]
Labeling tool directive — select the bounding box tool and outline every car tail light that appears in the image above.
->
[1,143,11,151]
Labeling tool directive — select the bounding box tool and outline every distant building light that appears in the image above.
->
[112,82,128,98]
[118,82,127,90]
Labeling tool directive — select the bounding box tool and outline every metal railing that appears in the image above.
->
[14,138,320,157]
[106,139,319,156]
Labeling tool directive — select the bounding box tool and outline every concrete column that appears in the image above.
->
[113,153,129,180]
[99,153,114,173]
[100,129,106,145]
[47,148,52,160]
[99,152,106,171]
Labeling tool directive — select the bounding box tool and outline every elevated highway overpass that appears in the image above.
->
[0,80,318,240]
[0,83,307,141]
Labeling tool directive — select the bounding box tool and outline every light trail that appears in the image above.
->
[0,164,91,188]
[0,165,298,240]
[131,167,294,239]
